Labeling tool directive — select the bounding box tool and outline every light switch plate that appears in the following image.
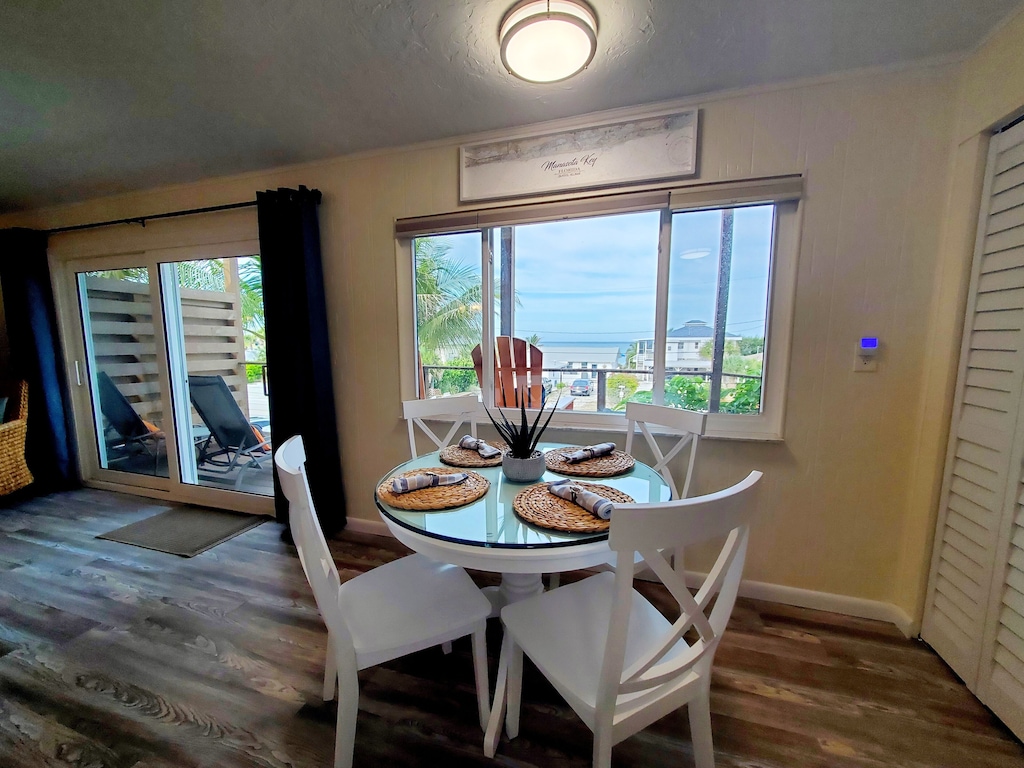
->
[854,355,878,372]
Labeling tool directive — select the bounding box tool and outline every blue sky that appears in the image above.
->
[431,205,773,344]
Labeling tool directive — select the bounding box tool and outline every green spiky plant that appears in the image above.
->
[482,391,559,459]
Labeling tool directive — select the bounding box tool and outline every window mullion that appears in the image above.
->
[652,208,672,403]
[480,229,495,406]
[499,227,515,337]
[709,208,735,411]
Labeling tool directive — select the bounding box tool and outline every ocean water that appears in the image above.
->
[537,340,631,366]
[537,340,631,351]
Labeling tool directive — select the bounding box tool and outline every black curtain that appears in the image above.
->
[0,228,79,493]
[257,187,345,534]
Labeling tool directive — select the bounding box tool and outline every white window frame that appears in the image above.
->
[396,178,802,441]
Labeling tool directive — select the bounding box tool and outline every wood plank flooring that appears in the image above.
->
[0,488,1021,767]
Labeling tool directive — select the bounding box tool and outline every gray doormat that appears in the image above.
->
[98,505,267,557]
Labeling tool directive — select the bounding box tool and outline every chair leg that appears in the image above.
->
[323,635,337,702]
[334,682,358,768]
[688,681,715,768]
[233,462,252,490]
[472,628,490,730]
[484,635,510,758]
[593,729,614,768]
[505,638,523,739]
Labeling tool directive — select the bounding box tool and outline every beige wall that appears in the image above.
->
[1,59,991,622]
[896,5,1024,624]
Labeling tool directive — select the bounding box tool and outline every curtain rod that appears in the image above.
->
[45,200,258,235]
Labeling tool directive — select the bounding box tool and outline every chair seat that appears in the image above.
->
[343,553,491,669]
[501,571,694,726]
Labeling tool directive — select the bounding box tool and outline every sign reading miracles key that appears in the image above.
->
[459,108,699,203]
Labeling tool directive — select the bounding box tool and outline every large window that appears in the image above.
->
[403,182,800,439]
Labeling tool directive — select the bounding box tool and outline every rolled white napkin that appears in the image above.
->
[391,471,469,494]
[457,435,501,459]
[560,442,616,464]
[547,478,614,520]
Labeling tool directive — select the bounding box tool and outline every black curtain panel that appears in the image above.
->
[0,228,79,493]
[257,187,345,534]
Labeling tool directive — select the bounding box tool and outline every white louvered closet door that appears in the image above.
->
[922,118,1024,739]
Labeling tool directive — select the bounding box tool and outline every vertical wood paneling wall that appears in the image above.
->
[897,6,1024,627]
[4,42,1023,624]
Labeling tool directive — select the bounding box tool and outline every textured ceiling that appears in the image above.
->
[1,0,1021,212]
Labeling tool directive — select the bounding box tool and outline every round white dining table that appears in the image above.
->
[373,441,671,756]
[373,441,671,612]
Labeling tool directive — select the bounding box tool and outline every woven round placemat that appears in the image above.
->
[512,482,634,533]
[439,441,507,468]
[377,468,490,511]
[544,447,635,478]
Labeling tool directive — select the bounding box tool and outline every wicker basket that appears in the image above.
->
[0,381,33,496]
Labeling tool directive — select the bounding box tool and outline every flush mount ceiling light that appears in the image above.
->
[499,0,598,84]
[680,249,711,260]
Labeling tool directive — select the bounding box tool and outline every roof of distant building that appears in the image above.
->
[661,320,741,339]
[634,321,742,341]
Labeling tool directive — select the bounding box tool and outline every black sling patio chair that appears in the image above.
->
[96,371,164,471]
[188,374,271,488]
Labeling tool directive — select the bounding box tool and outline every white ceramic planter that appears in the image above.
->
[501,450,545,483]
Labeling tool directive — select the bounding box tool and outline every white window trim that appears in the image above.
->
[396,179,803,442]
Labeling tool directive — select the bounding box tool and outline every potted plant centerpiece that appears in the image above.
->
[483,392,558,483]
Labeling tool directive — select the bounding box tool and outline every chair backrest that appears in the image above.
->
[97,371,151,439]
[274,435,356,667]
[598,471,762,721]
[471,336,543,408]
[402,394,480,459]
[188,374,258,451]
[624,402,706,499]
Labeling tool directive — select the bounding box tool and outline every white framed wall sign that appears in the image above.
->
[459,109,699,203]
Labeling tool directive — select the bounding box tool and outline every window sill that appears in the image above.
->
[525,410,784,442]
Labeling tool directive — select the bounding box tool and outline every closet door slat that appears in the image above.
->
[923,121,1024,705]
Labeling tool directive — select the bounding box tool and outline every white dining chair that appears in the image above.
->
[624,401,707,578]
[624,402,706,500]
[549,403,706,590]
[274,434,492,768]
[402,393,481,459]
[491,470,762,768]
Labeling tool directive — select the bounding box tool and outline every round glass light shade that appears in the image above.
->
[680,249,711,260]
[499,0,597,83]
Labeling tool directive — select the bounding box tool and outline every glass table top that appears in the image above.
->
[374,442,671,549]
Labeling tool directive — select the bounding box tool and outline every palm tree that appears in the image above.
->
[237,255,265,348]
[415,239,481,363]
[624,341,640,369]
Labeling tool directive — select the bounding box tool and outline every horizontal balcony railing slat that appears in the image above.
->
[421,364,762,413]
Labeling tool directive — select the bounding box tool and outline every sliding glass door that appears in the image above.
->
[78,267,170,479]
[161,255,272,496]
[61,246,273,513]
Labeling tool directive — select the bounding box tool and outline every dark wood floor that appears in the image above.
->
[0,488,1021,768]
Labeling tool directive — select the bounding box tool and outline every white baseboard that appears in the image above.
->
[342,518,918,638]
[344,517,392,537]
[690,573,918,638]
